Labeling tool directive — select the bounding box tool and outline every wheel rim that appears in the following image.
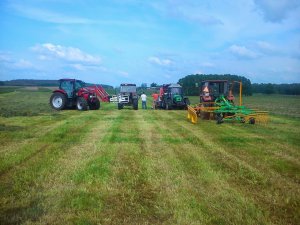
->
[52,96,63,108]
[77,101,83,110]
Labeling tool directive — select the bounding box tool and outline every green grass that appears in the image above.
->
[0,89,299,224]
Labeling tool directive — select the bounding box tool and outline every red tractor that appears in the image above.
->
[50,79,110,111]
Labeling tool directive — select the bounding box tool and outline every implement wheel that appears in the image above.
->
[216,114,223,124]
[249,117,256,124]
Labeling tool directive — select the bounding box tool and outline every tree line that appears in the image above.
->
[178,74,252,96]
[252,83,300,95]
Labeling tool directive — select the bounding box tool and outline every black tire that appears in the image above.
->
[184,98,190,106]
[216,114,223,124]
[133,99,138,110]
[249,117,255,124]
[166,102,172,110]
[50,92,67,110]
[90,99,100,110]
[76,97,88,111]
[118,103,123,110]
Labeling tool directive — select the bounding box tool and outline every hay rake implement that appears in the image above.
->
[187,80,268,124]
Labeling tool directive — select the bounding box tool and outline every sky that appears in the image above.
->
[0,0,300,86]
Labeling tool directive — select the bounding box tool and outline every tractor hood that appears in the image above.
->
[173,94,183,102]
[83,86,95,92]
[78,87,93,93]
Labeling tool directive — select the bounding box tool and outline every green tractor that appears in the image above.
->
[157,83,190,110]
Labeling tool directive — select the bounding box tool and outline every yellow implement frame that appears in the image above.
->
[187,105,198,124]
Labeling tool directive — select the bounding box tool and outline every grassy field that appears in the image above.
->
[0,87,299,225]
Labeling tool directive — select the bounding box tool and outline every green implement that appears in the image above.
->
[187,80,268,125]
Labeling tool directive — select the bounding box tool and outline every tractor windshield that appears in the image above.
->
[75,80,85,90]
[170,87,182,95]
[120,85,136,93]
[209,82,228,96]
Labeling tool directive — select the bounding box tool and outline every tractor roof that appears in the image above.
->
[163,83,182,88]
[169,83,182,88]
[120,83,136,86]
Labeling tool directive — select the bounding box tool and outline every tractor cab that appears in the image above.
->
[158,83,189,110]
[200,80,234,103]
[59,79,85,98]
[166,84,183,102]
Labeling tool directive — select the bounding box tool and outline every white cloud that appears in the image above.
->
[0,53,35,70]
[256,41,275,51]
[0,53,11,62]
[229,45,258,59]
[148,56,173,66]
[151,1,223,25]
[32,43,101,64]
[254,0,300,22]
[11,4,94,24]
[13,59,34,69]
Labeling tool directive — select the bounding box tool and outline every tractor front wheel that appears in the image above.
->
[77,97,88,111]
[90,99,100,110]
[50,92,67,110]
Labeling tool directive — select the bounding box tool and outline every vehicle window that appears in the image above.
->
[61,81,73,90]
[60,80,74,97]
[120,86,136,92]
[171,87,182,95]
[75,80,85,90]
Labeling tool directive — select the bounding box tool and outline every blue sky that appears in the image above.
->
[0,0,300,86]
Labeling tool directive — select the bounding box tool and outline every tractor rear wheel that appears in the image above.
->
[133,99,138,110]
[118,103,123,110]
[90,99,100,110]
[50,92,67,110]
[77,97,88,111]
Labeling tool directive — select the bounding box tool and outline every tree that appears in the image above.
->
[150,82,158,87]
